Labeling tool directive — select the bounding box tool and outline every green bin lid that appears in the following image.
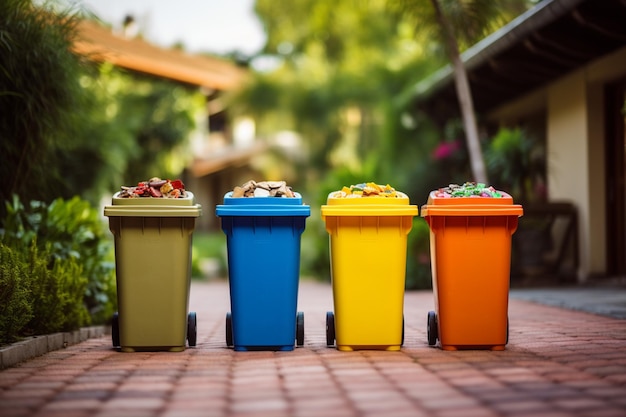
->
[104,191,202,217]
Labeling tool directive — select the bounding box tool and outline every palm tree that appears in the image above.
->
[389,0,532,183]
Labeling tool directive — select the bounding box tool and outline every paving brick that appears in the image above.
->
[0,280,625,417]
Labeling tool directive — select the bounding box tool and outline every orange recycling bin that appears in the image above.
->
[421,188,523,351]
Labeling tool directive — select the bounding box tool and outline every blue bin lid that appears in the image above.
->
[216,192,311,217]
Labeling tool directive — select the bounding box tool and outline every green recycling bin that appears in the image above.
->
[104,190,202,352]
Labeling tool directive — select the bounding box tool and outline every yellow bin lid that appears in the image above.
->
[420,191,523,217]
[321,191,418,217]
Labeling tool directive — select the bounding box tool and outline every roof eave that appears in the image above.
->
[399,0,586,108]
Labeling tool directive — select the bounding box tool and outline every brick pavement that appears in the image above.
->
[1,279,625,417]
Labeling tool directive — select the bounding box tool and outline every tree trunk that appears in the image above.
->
[429,0,488,184]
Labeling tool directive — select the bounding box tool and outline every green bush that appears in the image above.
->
[1,195,117,330]
[24,242,89,335]
[0,0,89,213]
[0,243,33,344]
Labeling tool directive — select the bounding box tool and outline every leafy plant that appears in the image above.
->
[0,243,33,344]
[1,195,117,326]
[0,0,89,213]
[484,127,546,203]
[24,241,89,335]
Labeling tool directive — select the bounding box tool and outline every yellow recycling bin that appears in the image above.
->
[104,190,201,352]
[321,184,418,351]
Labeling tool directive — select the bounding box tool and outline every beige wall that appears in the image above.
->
[487,46,626,281]
[546,71,595,281]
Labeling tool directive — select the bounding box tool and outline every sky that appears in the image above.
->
[74,0,267,56]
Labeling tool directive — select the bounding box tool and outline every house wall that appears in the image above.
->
[546,71,595,281]
[487,46,626,282]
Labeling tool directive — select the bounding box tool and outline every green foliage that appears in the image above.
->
[388,0,533,55]
[245,0,536,288]
[0,0,89,209]
[0,2,204,210]
[56,63,205,206]
[24,242,89,335]
[1,195,117,326]
[191,232,227,279]
[484,127,546,203]
[406,218,433,290]
[0,239,91,343]
[0,244,33,344]
[233,0,446,203]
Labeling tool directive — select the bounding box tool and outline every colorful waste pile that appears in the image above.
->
[117,177,187,198]
[433,182,503,198]
[231,180,296,197]
[332,182,399,198]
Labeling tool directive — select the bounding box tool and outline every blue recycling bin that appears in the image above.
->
[216,192,310,351]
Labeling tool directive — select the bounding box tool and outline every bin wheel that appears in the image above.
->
[296,311,305,346]
[225,312,233,347]
[427,311,438,346]
[111,312,120,348]
[187,312,197,347]
[401,316,405,346]
[326,311,335,347]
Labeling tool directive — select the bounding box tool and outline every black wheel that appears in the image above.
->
[225,312,233,347]
[427,311,438,346]
[187,312,197,347]
[401,316,405,346]
[326,311,335,346]
[296,311,305,346]
[111,312,120,348]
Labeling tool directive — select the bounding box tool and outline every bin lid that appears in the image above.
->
[103,191,202,217]
[215,192,311,217]
[321,191,418,217]
[420,191,523,217]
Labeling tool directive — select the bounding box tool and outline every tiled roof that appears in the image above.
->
[73,20,248,91]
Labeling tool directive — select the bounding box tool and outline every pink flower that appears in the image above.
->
[432,140,461,160]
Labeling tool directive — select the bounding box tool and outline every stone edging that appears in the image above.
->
[0,325,109,370]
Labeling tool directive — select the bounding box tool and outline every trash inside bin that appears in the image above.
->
[104,178,202,352]
[216,182,310,351]
[321,183,418,351]
[421,183,523,351]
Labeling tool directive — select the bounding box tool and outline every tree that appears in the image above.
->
[0,0,204,210]
[0,0,88,209]
[388,0,532,183]
[240,0,436,185]
[430,0,486,183]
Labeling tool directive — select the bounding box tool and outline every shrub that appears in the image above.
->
[1,196,117,329]
[0,0,89,213]
[0,243,33,344]
[23,242,89,335]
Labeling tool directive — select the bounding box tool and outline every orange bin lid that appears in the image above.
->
[420,191,523,217]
